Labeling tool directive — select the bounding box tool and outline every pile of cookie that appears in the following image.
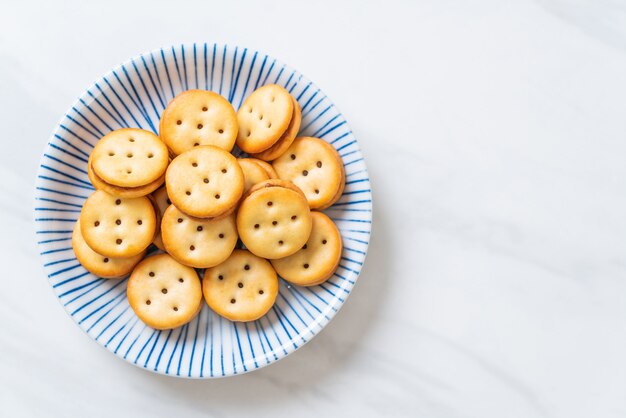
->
[72,85,345,329]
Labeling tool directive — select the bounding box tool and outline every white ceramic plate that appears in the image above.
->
[34,43,372,378]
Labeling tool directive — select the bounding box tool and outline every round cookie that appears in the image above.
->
[237,158,269,193]
[236,179,312,259]
[127,254,203,330]
[272,137,345,209]
[80,190,156,257]
[91,128,169,188]
[161,205,238,268]
[202,249,278,322]
[236,84,294,154]
[166,146,244,218]
[72,220,144,279]
[251,158,278,179]
[159,90,238,155]
[251,96,301,161]
[151,186,171,250]
[271,212,342,286]
[87,153,164,198]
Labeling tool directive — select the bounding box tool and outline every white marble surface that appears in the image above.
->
[1,0,626,416]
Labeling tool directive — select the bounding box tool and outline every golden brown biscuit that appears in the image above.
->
[236,179,312,259]
[272,137,345,209]
[271,212,342,286]
[87,153,165,198]
[236,84,294,153]
[91,128,169,188]
[166,146,244,218]
[251,96,301,161]
[79,190,156,257]
[159,90,238,155]
[72,220,144,279]
[161,205,238,268]
[202,250,278,322]
[237,158,269,193]
[127,254,203,330]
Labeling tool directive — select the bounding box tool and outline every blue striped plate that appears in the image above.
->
[34,43,372,378]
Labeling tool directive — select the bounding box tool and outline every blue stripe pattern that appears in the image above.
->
[34,43,371,378]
